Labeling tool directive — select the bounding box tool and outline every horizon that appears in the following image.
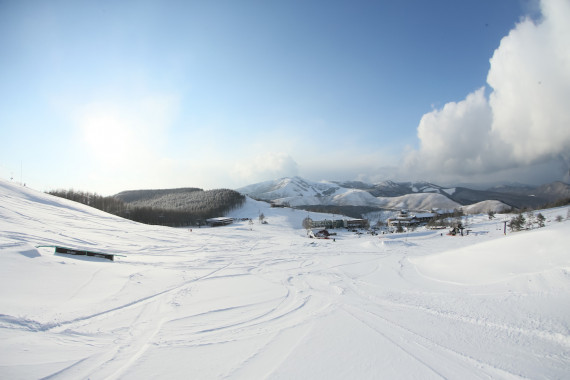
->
[2,0,569,195]
[7,174,567,197]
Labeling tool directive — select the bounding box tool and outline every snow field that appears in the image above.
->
[0,179,569,379]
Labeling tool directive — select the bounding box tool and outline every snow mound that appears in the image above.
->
[411,223,570,285]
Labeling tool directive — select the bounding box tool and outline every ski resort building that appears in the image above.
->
[205,217,234,227]
[387,210,436,228]
[309,218,368,229]
[344,219,368,229]
[310,219,344,229]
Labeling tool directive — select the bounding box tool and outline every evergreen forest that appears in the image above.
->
[47,188,246,227]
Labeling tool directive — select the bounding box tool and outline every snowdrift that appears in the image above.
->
[411,223,570,285]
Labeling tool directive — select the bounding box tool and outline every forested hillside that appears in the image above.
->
[45,189,127,215]
[47,188,246,227]
[114,187,202,203]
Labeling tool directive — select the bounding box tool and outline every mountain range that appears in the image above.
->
[237,176,570,212]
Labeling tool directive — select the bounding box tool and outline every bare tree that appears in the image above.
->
[525,211,535,229]
[302,217,313,230]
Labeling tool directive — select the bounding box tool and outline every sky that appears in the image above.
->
[1,0,569,195]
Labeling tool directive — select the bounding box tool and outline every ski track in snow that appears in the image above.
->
[1,180,570,379]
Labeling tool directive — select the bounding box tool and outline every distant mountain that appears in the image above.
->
[488,181,570,203]
[238,177,460,211]
[376,193,460,211]
[238,176,569,212]
[449,187,547,209]
[461,200,512,215]
[237,177,381,208]
[335,180,458,198]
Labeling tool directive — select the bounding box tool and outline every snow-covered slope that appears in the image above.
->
[238,176,379,207]
[411,222,570,285]
[376,192,460,210]
[461,200,512,214]
[238,176,459,210]
[239,176,561,210]
[1,179,570,379]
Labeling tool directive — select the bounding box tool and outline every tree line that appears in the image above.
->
[295,205,381,219]
[47,188,246,227]
[46,189,127,215]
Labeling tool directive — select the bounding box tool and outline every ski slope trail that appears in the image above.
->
[1,180,569,379]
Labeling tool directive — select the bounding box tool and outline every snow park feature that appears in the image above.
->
[36,246,118,261]
[1,178,569,379]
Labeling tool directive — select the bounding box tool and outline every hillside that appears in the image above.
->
[376,192,460,210]
[451,187,545,209]
[115,188,245,218]
[489,181,570,203]
[114,187,203,203]
[238,176,378,208]
[48,187,246,227]
[1,178,569,379]
[238,176,556,212]
[460,200,512,214]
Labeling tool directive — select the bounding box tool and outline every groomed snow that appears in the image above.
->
[1,179,569,379]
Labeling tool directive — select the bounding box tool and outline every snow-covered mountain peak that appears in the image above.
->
[238,177,460,210]
[238,176,343,202]
[238,176,568,211]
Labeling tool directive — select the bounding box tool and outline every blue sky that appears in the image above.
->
[2,0,569,195]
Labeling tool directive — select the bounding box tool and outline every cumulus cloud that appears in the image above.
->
[404,0,570,184]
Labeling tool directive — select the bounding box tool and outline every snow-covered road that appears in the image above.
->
[1,180,569,379]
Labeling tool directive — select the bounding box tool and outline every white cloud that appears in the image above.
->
[404,0,570,184]
[300,149,399,183]
[232,152,299,185]
[405,88,497,174]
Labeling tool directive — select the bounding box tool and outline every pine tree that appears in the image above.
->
[396,222,404,233]
[536,213,546,227]
[508,213,526,231]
